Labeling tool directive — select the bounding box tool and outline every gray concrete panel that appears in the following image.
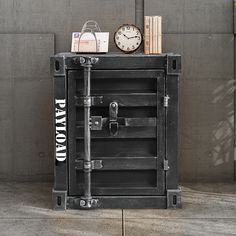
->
[13,80,54,179]
[0,0,135,52]
[0,82,13,178]
[0,219,122,236]
[1,182,236,235]
[145,0,184,33]
[11,35,54,80]
[179,78,234,181]
[0,36,12,80]
[163,34,234,80]
[0,34,54,81]
[124,184,236,219]
[145,0,233,33]
[68,0,135,52]
[0,182,122,218]
[124,219,236,235]
[0,34,54,180]
[162,34,234,181]
[234,0,236,33]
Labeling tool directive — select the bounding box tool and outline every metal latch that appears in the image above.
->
[79,198,100,209]
[164,95,170,107]
[75,160,103,171]
[109,102,119,136]
[164,160,170,171]
[75,96,103,107]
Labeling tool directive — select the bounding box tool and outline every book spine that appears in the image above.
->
[152,16,155,54]
[144,16,150,54]
[153,16,157,53]
[157,16,162,54]
[150,16,153,54]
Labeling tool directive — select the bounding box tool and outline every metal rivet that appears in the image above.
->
[80,200,86,207]
[91,57,99,64]
[80,57,86,64]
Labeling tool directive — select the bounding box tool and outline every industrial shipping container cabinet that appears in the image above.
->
[51,53,181,210]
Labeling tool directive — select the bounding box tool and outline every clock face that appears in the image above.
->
[114,24,142,53]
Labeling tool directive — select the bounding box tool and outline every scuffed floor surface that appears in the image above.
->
[0,182,235,235]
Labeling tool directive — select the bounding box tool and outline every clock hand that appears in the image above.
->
[128,36,139,39]
[122,33,129,39]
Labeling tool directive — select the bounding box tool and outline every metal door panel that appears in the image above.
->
[68,69,165,196]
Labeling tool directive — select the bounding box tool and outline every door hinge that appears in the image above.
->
[164,160,170,171]
[164,95,170,107]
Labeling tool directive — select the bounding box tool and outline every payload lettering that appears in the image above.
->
[55,99,66,161]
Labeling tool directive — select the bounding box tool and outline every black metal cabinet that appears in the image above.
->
[51,53,181,210]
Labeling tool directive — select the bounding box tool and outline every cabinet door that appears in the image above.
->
[68,69,166,196]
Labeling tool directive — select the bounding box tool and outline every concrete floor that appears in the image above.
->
[0,183,235,236]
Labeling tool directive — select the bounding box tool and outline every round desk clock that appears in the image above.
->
[114,24,142,53]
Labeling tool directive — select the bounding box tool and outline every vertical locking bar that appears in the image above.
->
[79,57,99,209]
[83,59,92,201]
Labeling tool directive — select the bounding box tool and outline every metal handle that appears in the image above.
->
[78,20,101,52]
[109,102,119,136]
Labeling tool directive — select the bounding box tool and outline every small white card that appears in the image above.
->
[71,32,109,53]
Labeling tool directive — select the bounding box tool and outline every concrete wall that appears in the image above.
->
[146,0,234,182]
[0,0,234,181]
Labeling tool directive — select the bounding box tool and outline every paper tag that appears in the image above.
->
[71,32,109,53]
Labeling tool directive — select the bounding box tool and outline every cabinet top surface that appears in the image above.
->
[51,52,181,76]
[52,52,180,58]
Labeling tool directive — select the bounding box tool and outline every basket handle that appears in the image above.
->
[78,20,101,52]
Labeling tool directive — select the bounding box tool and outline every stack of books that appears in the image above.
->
[144,16,162,54]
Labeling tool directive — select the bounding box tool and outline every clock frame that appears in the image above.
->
[114,24,143,53]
